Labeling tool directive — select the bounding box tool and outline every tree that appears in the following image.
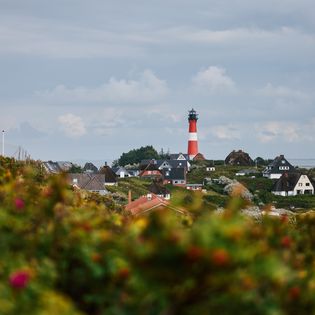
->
[159,148,170,159]
[67,164,83,173]
[117,145,159,166]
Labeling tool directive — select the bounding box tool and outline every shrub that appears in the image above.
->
[1,160,315,314]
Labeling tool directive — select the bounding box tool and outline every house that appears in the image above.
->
[125,193,186,216]
[236,169,259,176]
[186,184,203,191]
[139,162,163,179]
[263,155,295,179]
[83,162,98,174]
[206,167,216,172]
[170,153,189,161]
[112,166,131,178]
[43,161,73,173]
[99,164,117,185]
[68,173,108,195]
[193,153,206,161]
[162,168,186,187]
[272,173,314,196]
[148,180,171,200]
[140,158,190,172]
[225,150,254,166]
[128,169,140,177]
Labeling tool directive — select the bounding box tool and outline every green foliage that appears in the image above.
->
[2,159,315,314]
[272,195,315,210]
[239,177,274,193]
[117,145,159,166]
[106,177,151,204]
[203,194,229,208]
[67,164,83,174]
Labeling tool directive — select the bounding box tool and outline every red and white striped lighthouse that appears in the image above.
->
[187,108,199,160]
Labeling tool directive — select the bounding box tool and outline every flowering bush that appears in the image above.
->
[1,158,315,314]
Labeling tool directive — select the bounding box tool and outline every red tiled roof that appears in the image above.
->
[125,194,186,216]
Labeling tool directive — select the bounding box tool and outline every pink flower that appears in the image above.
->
[14,198,25,210]
[9,270,30,289]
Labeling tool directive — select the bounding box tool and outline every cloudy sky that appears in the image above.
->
[1,0,314,163]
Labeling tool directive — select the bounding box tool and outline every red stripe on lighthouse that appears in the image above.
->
[189,120,197,133]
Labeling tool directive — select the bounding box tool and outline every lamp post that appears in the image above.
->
[1,130,4,156]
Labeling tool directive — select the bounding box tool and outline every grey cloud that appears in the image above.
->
[35,70,168,104]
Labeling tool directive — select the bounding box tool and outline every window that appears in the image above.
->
[279,166,289,170]
[306,183,310,186]
[298,183,303,187]
[73,178,78,183]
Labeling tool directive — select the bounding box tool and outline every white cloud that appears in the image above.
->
[0,16,149,58]
[169,27,315,46]
[257,121,300,143]
[192,66,235,93]
[58,113,86,137]
[259,83,311,103]
[90,108,125,136]
[211,124,241,140]
[36,70,168,104]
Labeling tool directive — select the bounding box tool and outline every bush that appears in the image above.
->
[2,159,315,314]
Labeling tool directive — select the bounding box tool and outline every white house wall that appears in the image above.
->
[269,173,282,179]
[293,175,314,195]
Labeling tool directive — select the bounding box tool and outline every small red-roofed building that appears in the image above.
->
[125,193,186,216]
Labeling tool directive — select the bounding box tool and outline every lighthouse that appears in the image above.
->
[187,108,199,160]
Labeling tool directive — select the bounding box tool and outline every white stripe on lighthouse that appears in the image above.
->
[189,132,198,141]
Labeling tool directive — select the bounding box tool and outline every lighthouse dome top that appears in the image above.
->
[188,108,198,121]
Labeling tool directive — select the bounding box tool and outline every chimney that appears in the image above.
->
[128,190,132,204]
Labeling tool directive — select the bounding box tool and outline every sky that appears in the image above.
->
[1,0,315,164]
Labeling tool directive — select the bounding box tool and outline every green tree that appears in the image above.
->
[67,164,83,173]
[118,145,159,166]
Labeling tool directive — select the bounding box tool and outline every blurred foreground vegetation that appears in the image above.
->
[1,157,315,314]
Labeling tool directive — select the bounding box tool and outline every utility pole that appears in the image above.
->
[1,130,4,156]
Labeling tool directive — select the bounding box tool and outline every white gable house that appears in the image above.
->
[272,173,314,196]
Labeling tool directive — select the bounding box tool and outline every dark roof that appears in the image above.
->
[162,168,186,181]
[273,173,301,192]
[148,181,170,196]
[140,159,159,170]
[140,159,189,171]
[99,165,117,183]
[168,160,189,169]
[83,162,98,173]
[225,150,253,166]
[193,153,206,161]
[43,161,74,173]
[264,155,295,175]
[68,174,107,191]
[43,161,62,173]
